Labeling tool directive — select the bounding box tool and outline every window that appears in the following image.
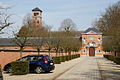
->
[28,57,37,61]
[37,21,39,23]
[83,38,86,41]
[20,57,28,61]
[84,50,85,52]
[99,50,101,52]
[34,13,39,16]
[98,38,101,40]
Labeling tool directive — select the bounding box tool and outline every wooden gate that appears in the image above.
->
[89,47,95,56]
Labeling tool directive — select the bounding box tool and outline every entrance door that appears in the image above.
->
[89,47,95,56]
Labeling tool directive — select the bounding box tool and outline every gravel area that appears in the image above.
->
[3,57,86,80]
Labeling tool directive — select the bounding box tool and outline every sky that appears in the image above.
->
[0,0,119,37]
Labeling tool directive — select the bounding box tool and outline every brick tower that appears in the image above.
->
[32,7,42,28]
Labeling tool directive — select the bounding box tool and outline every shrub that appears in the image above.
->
[68,55,72,60]
[104,55,120,65]
[12,61,29,75]
[103,55,109,59]
[76,54,80,58]
[71,55,74,59]
[0,64,3,80]
[60,56,65,62]
[65,55,69,61]
[114,57,120,65]
[74,54,78,58]
[52,57,61,64]
[0,65,2,72]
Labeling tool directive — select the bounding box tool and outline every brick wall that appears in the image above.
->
[0,51,80,68]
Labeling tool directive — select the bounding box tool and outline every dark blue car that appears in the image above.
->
[4,55,55,74]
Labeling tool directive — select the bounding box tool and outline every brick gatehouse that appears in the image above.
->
[81,27,104,57]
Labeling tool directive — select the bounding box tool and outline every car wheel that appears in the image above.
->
[6,66,12,73]
[35,66,44,74]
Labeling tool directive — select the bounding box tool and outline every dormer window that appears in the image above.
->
[34,13,39,16]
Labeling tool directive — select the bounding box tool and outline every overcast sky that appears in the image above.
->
[0,0,119,37]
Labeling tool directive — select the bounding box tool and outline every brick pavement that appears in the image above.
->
[96,57,120,80]
[55,57,101,80]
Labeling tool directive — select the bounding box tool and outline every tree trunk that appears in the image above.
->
[20,47,23,59]
[37,49,40,55]
[49,50,51,56]
[114,51,116,57]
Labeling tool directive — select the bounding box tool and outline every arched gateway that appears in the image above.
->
[81,27,104,57]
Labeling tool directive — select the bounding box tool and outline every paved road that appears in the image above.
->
[55,57,101,80]
[97,57,120,80]
[4,56,120,80]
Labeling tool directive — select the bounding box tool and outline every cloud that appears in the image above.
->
[0,2,10,9]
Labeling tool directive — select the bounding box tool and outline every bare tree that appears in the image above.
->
[53,38,62,57]
[44,25,53,56]
[93,1,120,56]
[31,37,45,55]
[31,25,47,55]
[93,1,120,36]
[13,30,29,58]
[45,38,54,56]
[60,18,76,32]
[0,7,12,33]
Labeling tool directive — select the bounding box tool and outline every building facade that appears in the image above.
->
[32,7,42,28]
[81,27,104,57]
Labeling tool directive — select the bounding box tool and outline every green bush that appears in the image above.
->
[12,61,29,75]
[114,57,120,65]
[71,55,75,59]
[75,54,78,58]
[0,65,2,72]
[68,55,72,60]
[52,57,61,64]
[78,54,80,57]
[103,55,109,59]
[76,54,80,58]
[104,55,120,65]
[60,56,65,62]
[0,64,3,80]
[64,55,69,61]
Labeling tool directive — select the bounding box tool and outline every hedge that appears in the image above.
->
[104,55,120,65]
[0,64,3,80]
[52,57,61,64]
[0,65,2,72]
[65,55,69,61]
[12,61,29,75]
[52,54,80,64]
[114,57,120,65]
[60,56,65,62]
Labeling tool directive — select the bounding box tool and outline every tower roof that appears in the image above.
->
[82,27,102,34]
[32,7,42,12]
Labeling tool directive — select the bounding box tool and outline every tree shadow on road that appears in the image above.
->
[96,57,120,80]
